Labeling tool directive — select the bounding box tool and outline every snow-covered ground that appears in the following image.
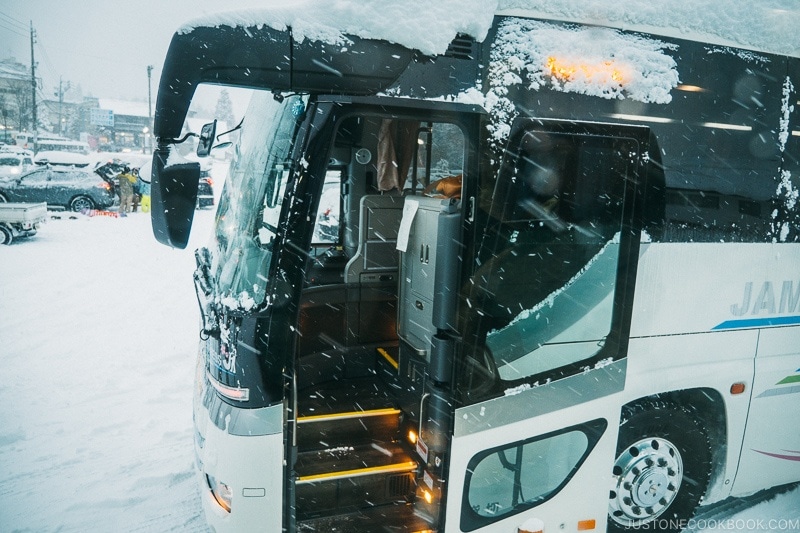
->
[0,159,798,532]
[0,164,221,532]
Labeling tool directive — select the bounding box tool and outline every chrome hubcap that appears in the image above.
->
[609,437,683,527]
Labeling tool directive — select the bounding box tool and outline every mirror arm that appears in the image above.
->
[158,132,197,145]
[216,117,244,141]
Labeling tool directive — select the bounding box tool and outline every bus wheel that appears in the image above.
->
[608,400,711,533]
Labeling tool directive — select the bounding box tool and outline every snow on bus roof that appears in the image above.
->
[180,0,800,58]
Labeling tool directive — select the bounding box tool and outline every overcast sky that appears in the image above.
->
[0,0,280,117]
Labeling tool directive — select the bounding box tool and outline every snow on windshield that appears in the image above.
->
[181,0,800,58]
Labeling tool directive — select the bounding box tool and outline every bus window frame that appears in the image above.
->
[460,418,608,531]
[457,118,651,406]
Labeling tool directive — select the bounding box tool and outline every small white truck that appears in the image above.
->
[0,202,47,245]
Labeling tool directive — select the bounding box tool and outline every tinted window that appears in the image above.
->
[465,128,632,385]
[462,419,606,531]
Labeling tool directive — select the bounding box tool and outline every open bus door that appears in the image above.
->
[286,102,481,531]
[446,118,652,532]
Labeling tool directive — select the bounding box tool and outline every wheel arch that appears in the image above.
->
[621,387,728,501]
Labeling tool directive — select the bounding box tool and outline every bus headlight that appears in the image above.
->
[207,474,232,513]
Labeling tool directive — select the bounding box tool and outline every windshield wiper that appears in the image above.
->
[194,247,219,338]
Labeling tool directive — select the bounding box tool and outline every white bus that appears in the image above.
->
[35,139,90,155]
[13,133,89,155]
[148,4,800,533]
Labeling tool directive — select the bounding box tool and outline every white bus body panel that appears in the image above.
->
[447,363,625,533]
[193,357,284,533]
[624,242,800,502]
[734,325,800,495]
[628,243,799,338]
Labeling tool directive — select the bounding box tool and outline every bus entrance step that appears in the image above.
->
[297,406,402,450]
[297,501,435,532]
[297,377,401,450]
[295,443,418,518]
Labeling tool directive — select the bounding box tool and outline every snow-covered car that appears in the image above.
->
[0,152,35,179]
[0,167,116,212]
[34,151,92,168]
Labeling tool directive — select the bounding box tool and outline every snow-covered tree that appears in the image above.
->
[214,89,235,130]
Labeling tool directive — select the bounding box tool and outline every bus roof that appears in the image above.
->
[180,0,800,59]
[155,1,798,139]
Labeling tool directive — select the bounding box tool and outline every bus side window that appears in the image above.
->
[465,128,630,386]
[462,419,606,529]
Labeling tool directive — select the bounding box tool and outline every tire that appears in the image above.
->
[69,195,95,212]
[0,225,12,245]
[608,400,711,533]
[0,192,8,203]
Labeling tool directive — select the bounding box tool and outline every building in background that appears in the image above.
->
[84,99,150,152]
[0,59,32,143]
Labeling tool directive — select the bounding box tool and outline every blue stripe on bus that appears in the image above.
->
[712,315,800,330]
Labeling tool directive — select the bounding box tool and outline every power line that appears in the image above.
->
[0,11,28,32]
[0,19,28,40]
[35,39,60,83]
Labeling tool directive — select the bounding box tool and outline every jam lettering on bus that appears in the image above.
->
[731,280,800,316]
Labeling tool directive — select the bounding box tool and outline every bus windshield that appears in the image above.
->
[211,92,305,310]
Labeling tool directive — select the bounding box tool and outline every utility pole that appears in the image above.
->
[30,21,37,152]
[147,64,153,153]
[147,65,153,121]
[55,77,71,137]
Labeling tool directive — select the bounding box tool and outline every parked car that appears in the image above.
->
[0,167,116,212]
[183,153,215,209]
[0,202,47,245]
[197,175,215,209]
[0,152,35,179]
[34,151,92,168]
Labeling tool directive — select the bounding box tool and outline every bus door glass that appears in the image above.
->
[452,119,649,530]
[461,120,647,399]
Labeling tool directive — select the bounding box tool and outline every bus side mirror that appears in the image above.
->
[196,120,217,157]
[150,147,201,248]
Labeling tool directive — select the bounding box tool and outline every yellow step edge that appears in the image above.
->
[298,407,401,423]
[297,461,418,484]
[377,347,399,369]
